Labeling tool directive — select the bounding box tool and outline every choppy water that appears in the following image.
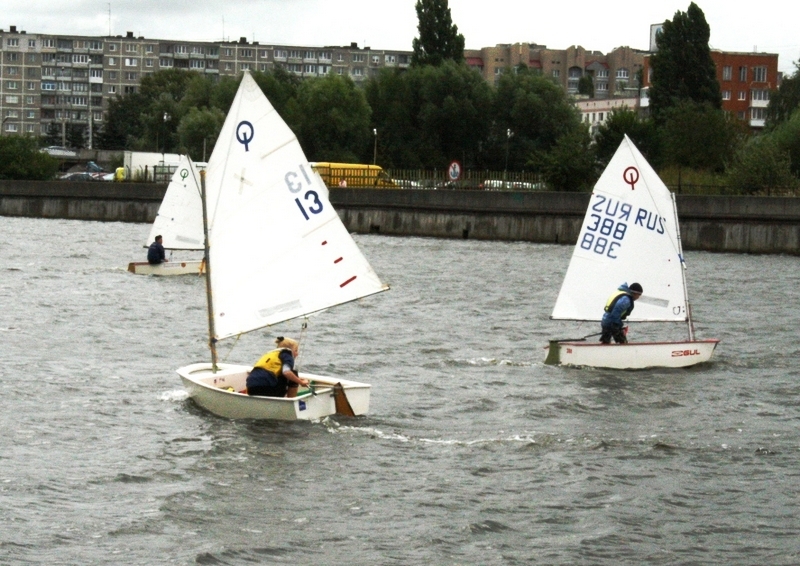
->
[1,216,799,565]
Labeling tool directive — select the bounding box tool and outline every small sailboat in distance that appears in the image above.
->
[544,135,719,369]
[176,71,389,420]
[127,155,205,275]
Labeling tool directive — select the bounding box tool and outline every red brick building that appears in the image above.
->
[642,50,779,129]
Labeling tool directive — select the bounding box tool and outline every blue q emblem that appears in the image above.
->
[236,121,255,151]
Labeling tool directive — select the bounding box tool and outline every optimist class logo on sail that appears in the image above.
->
[579,166,667,259]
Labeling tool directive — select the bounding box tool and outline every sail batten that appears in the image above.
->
[551,135,688,323]
[202,72,388,341]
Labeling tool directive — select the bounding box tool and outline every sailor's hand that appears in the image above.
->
[299,378,310,387]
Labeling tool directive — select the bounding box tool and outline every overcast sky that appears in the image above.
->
[4,0,799,75]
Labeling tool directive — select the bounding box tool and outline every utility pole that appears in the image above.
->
[372,128,377,165]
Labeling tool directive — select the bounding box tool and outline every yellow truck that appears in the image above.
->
[310,162,396,189]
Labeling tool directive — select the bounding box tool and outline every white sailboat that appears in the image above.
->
[127,155,205,276]
[545,135,719,369]
[177,71,389,420]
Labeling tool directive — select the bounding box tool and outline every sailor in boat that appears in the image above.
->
[246,337,310,398]
[147,235,168,265]
[600,282,643,344]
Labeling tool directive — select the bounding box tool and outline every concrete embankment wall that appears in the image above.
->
[1,181,798,254]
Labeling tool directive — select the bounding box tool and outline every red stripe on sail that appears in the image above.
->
[321,240,328,245]
[334,257,343,263]
[340,276,356,287]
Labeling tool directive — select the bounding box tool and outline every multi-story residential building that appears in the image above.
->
[465,43,647,98]
[642,50,779,129]
[0,25,411,143]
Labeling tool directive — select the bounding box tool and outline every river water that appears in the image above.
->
[1,216,798,565]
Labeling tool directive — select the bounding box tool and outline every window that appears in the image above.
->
[159,58,173,67]
[73,83,88,92]
[26,81,36,90]
[4,123,18,133]
[751,89,769,101]
[319,51,331,61]
[146,59,154,67]
[125,72,138,80]
[259,49,269,58]
[124,58,138,66]
[616,68,629,79]
[596,82,608,92]
[722,90,731,100]
[125,43,137,52]
[352,68,363,76]
[25,124,35,133]
[385,54,396,64]
[144,44,154,53]
[26,53,37,63]
[43,39,55,48]
[352,53,365,63]
[6,81,18,90]
[289,50,301,59]
[26,95,35,104]
[108,85,116,94]
[90,41,103,50]
[90,69,103,78]
[739,66,747,81]
[124,86,136,94]
[304,50,315,59]
[107,71,117,79]
[5,95,19,104]
[28,39,36,48]
[304,64,316,74]
[241,49,253,58]
[240,63,251,71]
[108,57,116,65]
[7,52,19,61]
[42,82,56,91]
[275,50,287,59]
[73,54,89,64]
[751,107,766,120]
[337,53,345,62]
[596,69,609,78]
[191,46,205,55]
[753,66,767,82]
[371,55,380,64]
[108,43,117,51]
[738,91,747,101]
[223,48,233,56]
[225,62,233,71]
[722,66,732,80]
[5,110,19,118]
[7,38,19,47]
[7,67,19,76]
[552,69,560,78]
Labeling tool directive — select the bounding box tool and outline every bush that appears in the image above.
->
[0,136,60,180]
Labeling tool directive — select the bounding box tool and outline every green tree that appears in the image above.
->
[649,2,721,122]
[766,61,800,128]
[411,0,465,67]
[176,107,226,161]
[0,136,60,180]
[767,108,800,176]
[296,74,371,163]
[487,67,582,171]
[660,101,744,171]
[528,128,596,192]
[593,108,660,167]
[726,135,798,194]
[578,75,594,98]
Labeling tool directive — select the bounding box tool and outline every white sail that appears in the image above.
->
[145,155,204,250]
[204,72,388,340]
[551,135,688,322]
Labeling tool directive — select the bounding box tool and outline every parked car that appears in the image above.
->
[60,172,100,181]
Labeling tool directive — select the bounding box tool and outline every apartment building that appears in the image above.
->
[643,50,779,129]
[465,43,647,98]
[0,25,411,143]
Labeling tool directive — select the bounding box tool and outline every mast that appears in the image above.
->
[199,169,218,370]
[671,192,695,341]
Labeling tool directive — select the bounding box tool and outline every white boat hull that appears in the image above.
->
[127,260,204,276]
[544,339,719,369]
[176,362,371,420]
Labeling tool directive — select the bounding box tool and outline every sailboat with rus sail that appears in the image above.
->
[127,155,205,275]
[176,72,389,420]
[544,135,719,369]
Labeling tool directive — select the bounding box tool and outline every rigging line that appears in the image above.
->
[219,333,242,363]
[294,318,309,367]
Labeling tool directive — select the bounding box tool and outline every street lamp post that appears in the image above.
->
[504,128,513,189]
[372,128,377,165]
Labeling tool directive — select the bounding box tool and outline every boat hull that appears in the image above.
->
[127,260,204,276]
[176,362,371,420]
[544,339,719,369]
